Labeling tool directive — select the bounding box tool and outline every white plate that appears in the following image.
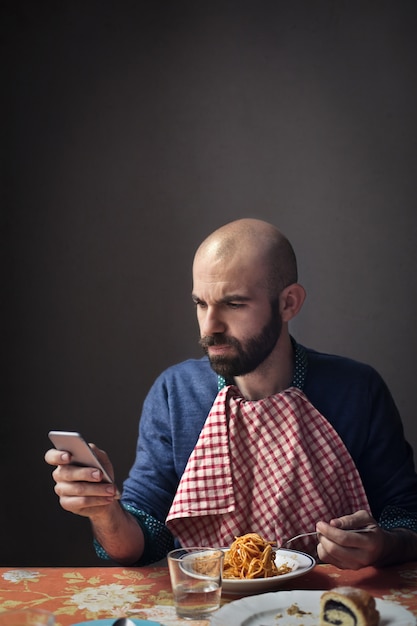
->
[211,589,416,625]
[72,617,162,626]
[221,548,315,594]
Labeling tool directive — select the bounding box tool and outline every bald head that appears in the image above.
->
[194,218,298,297]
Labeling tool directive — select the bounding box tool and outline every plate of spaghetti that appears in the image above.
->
[221,533,315,594]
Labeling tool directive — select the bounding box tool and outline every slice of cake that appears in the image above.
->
[320,586,380,626]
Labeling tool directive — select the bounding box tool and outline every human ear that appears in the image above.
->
[279,283,306,322]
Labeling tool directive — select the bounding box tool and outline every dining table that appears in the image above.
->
[1,559,417,625]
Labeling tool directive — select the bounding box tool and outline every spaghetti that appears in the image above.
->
[223,532,293,579]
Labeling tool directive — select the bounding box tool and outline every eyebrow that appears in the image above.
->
[191,293,251,304]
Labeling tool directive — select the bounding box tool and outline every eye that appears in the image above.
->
[227,302,245,309]
[192,297,207,309]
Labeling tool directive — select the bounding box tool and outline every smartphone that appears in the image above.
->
[48,430,114,484]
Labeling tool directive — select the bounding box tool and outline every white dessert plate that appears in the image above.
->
[221,548,315,594]
[211,589,416,626]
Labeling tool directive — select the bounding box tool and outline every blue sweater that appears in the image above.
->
[99,345,417,564]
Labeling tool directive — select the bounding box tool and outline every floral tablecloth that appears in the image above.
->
[1,562,417,625]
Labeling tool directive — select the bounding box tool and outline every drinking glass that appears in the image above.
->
[168,547,223,619]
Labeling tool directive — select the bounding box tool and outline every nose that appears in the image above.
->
[200,305,226,336]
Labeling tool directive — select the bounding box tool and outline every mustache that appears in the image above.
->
[199,334,239,350]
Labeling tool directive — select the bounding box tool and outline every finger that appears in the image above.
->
[320,527,382,568]
[328,510,375,530]
[325,527,375,550]
[44,448,71,466]
[317,539,367,570]
[88,444,115,482]
[317,512,375,535]
[52,463,109,483]
[317,543,355,570]
[54,479,118,501]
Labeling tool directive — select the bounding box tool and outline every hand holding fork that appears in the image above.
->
[281,525,377,549]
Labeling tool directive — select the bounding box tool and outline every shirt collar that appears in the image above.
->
[217,336,307,392]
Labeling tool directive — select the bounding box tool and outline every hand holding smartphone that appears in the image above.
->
[48,430,115,484]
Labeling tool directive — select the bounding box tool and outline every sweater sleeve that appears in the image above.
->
[94,359,217,565]
[94,502,175,565]
[121,360,217,524]
[378,505,417,532]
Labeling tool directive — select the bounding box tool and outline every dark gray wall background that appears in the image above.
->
[3,1,417,565]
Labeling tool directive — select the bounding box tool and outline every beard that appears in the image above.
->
[199,301,282,379]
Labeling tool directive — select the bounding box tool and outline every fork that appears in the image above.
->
[282,525,378,548]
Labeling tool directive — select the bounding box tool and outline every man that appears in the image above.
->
[45,218,417,570]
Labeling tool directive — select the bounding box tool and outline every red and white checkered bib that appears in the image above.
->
[166,385,370,553]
